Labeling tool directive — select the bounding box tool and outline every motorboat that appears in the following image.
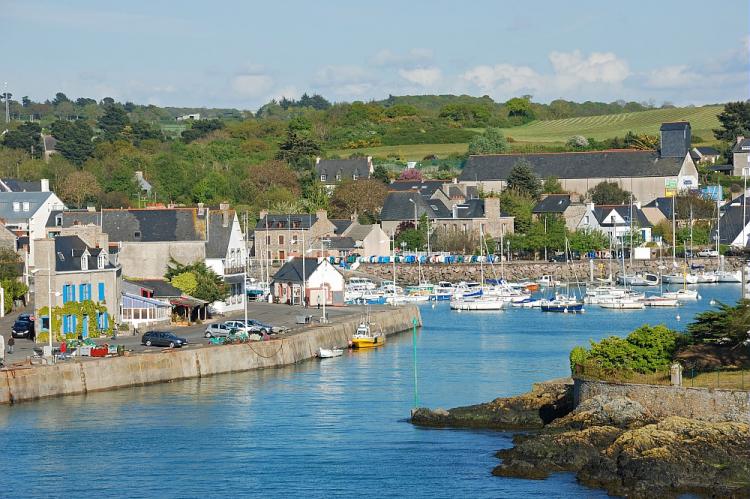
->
[318,347,344,358]
[430,281,455,301]
[713,270,742,283]
[598,297,645,310]
[694,272,718,284]
[662,289,699,301]
[511,297,544,308]
[453,281,483,298]
[662,273,699,285]
[449,296,505,311]
[540,295,584,313]
[642,296,679,307]
[617,273,659,286]
[350,321,385,349]
[584,286,643,304]
[347,277,377,291]
[537,275,558,287]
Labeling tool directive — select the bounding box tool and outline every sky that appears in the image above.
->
[3,0,749,110]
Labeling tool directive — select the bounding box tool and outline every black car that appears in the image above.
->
[141,331,188,348]
[11,316,35,339]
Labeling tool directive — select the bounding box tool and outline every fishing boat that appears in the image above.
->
[642,296,679,307]
[318,347,344,358]
[350,321,385,349]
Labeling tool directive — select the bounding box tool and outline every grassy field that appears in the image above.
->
[332,105,723,160]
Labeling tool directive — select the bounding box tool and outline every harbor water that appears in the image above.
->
[1,284,742,498]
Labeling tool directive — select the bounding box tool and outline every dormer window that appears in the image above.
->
[55,214,63,227]
[336,173,341,181]
[352,173,358,180]
[22,202,29,212]
[81,256,88,271]
[134,231,141,239]
[12,202,19,212]
[98,253,106,269]
[320,174,327,182]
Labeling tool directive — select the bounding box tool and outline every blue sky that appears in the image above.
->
[5,0,749,110]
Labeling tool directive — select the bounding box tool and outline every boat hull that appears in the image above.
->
[351,336,386,349]
[450,299,504,311]
[540,303,584,313]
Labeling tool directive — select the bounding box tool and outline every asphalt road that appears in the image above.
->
[0,302,379,365]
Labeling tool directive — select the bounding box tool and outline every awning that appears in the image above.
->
[169,295,208,308]
[224,274,245,285]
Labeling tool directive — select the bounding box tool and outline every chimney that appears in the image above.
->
[484,196,500,220]
[220,202,230,228]
[316,209,328,223]
[452,204,458,219]
[570,193,581,203]
[367,156,373,173]
[452,177,458,184]
[634,201,642,210]
[659,122,691,158]
[315,157,321,165]
[40,178,49,192]
[197,202,205,216]
[587,202,595,211]
[259,209,268,223]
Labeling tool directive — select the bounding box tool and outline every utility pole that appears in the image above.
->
[3,82,9,124]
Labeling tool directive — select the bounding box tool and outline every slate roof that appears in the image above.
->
[592,205,653,228]
[326,237,356,249]
[125,279,183,298]
[315,158,371,182]
[708,164,733,173]
[532,194,571,214]
[659,122,690,132]
[54,235,113,272]
[58,209,207,242]
[716,205,750,245]
[459,150,684,182]
[388,180,445,199]
[255,214,317,230]
[0,192,57,222]
[272,257,321,283]
[644,197,675,219]
[695,146,720,156]
[380,191,437,221]
[330,219,353,235]
[42,135,57,152]
[732,138,750,153]
[345,224,374,241]
[205,210,235,259]
[450,199,485,219]
[0,179,43,192]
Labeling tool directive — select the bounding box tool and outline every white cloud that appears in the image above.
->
[398,67,442,87]
[461,64,539,95]
[645,65,691,89]
[314,65,370,85]
[273,85,300,101]
[230,74,274,97]
[548,50,630,84]
[372,48,433,67]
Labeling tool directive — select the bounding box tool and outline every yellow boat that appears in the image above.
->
[350,322,385,349]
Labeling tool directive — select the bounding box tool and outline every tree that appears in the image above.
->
[131,121,164,143]
[275,129,322,169]
[52,92,70,105]
[329,179,388,220]
[51,120,95,164]
[505,97,535,121]
[507,160,542,200]
[687,299,750,346]
[0,248,23,280]
[587,182,632,205]
[467,128,509,155]
[171,272,198,296]
[542,176,563,194]
[241,160,300,197]
[2,122,42,156]
[566,135,589,149]
[181,119,225,143]
[569,229,609,254]
[713,101,750,142]
[98,104,130,140]
[373,164,390,184]
[499,190,534,234]
[165,258,227,303]
[58,171,102,207]
[398,168,422,181]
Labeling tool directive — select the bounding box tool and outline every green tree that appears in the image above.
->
[542,176,563,194]
[275,129,322,169]
[569,229,609,254]
[499,190,534,234]
[97,103,130,140]
[587,181,632,205]
[192,171,231,203]
[467,127,509,155]
[171,271,198,296]
[687,300,750,346]
[373,164,390,184]
[0,248,23,280]
[713,101,750,142]
[329,179,387,220]
[507,160,542,200]
[131,121,164,143]
[165,259,227,303]
[505,96,535,121]
[51,120,95,164]
[58,170,102,207]
[2,122,42,156]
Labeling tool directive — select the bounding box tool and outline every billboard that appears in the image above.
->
[665,179,678,197]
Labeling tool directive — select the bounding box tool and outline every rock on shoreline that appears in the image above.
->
[411,385,750,497]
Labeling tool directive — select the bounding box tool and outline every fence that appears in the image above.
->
[574,363,750,391]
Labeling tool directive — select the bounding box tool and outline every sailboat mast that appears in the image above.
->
[671,195,676,263]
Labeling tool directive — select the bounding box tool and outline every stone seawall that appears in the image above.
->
[574,378,750,423]
[0,306,421,405]
[358,258,743,285]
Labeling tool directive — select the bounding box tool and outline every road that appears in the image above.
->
[0,302,381,366]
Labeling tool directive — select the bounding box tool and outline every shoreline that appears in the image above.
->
[0,305,421,405]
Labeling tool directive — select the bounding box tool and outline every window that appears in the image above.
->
[266,235,271,245]
[98,282,105,301]
[291,235,298,245]
[12,202,19,212]
[352,173,358,180]
[462,224,467,233]
[98,254,105,269]
[279,250,286,260]
[278,235,285,245]
[336,173,342,181]
[55,214,63,227]
[134,231,141,239]
[22,202,29,212]
[81,256,88,270]
[320,174,327,182]
[584,215,590,225]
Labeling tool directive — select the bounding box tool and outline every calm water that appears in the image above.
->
[1,284,742,498]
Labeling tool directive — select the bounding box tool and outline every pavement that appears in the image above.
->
[0,301,382,366]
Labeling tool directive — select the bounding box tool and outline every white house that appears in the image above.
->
[0,191,66,267]
[576,202,653,243]
[271,257,346,306]
[205,205,247,314]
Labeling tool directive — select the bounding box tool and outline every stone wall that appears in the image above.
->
[574,378,750,423]
[0,305,421,405]
[356,259,743,285]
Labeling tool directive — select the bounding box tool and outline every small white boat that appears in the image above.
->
[642,296,679,307]
[537,275,558,287]
[713,270,742,283]
[318,347,344,358]
[662,289,699,301]
[450,296,505,311]
[662,273,699,285]
[695,272,718,284]
[617,273,659,286]
[598,298,645,310]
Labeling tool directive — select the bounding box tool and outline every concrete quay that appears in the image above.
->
[0,304,421,405]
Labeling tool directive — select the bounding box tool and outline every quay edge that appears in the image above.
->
[0,305,422,405]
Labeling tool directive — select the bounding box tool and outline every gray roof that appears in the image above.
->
[125,279,183,298]
[205,210,235,259]
[532,194,571,214]
[42,135,57,152]
[717,205,749,245]
[659,122,690,132]
[54,235,113,272]
[256,214,317,230]
[330,219,353,235]
[732,138,750,153]
[315,158,371,182]
[58,209,206,242]
[272,258,321,283]
[326,237,356,249]
[694,146,720,156]
[0,179,43,192]
[459,150,684,182]
[380,191,437,221]
[0,192,56,222]
[593,205,653,228]
[644,197,675,219]
[345,224,374,241]
[388,180,445,199]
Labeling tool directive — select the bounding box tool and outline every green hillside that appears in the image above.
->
[498,105,722,143]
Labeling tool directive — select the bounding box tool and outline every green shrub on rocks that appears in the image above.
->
[572,324,679,374]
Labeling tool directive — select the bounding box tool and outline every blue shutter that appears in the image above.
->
[62,285,68,304]
[79,284,85,301]
[86,284,92,301]
[82,316,89,338]
[98,282,105,301]
[71,285,76,302]
[62,315,69,333]
[102,312,109,330]
[72,315,77,334]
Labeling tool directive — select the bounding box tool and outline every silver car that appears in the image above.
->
[204,323,232,338]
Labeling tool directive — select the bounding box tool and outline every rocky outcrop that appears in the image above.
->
[412,384,750,497]
[411,379,574,430]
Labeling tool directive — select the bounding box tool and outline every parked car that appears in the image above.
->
[204,323,234,338]
[223,320,252,332]
[11,315,34,339]
[697,249,719,258]
[141,331,188,348]
[247,319,286,334]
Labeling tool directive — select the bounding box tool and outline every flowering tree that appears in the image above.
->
[398,168,423,181]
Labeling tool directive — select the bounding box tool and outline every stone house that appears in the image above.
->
[314,157,373,191]
[731,137,750,176]
[271,257,346,306]
[532,194,588,231]
[0,190,66,267]
[690,146,721,164]
[576,202,653,243]
[458,122,699,204]
[253,210,337,262]
[33,229,121,338]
